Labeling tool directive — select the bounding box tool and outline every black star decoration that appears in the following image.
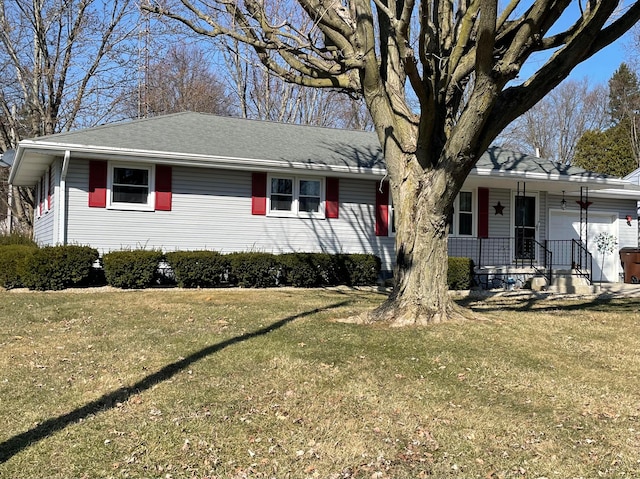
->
[493,201,504,215]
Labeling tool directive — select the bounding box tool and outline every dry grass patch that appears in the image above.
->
[1,288,640,478]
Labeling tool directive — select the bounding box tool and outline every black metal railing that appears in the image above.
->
[448,236,553,284]
[448,237,593,286]
[571,239,593,284]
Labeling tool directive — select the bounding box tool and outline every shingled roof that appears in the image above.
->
[8,112,632,191]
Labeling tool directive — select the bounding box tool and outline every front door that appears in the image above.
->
[515,195,536,260]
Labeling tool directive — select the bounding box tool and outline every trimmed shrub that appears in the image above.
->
[22,245,99,291]
[313,253,346,285]
[103,250,164,289]
[340,254,381,286]
[0,233,37,247]
[279,253,322,287]
[0,244,37,289]
[227,252,279,288]
[448,256,474,290]
[165,250,229,288]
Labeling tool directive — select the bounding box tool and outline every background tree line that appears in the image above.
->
[1,0,639,235]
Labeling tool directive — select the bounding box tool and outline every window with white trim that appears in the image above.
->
[268,175,324,217]
[107,163,154,211]
[449,191,475,236]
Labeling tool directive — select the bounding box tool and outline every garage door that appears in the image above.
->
[548,210,619,282]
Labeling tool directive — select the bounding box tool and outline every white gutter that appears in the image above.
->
[57,150,70,245]
[14,140,388,179]
[470,166,637,189]
[15,139,640,190]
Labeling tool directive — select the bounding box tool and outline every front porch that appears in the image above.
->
[448,237,594,291]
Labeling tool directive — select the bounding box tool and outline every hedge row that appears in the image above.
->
[0,245,98,290]
[166,251,381,289]
[0,245,382,290]
[0,241,475,291]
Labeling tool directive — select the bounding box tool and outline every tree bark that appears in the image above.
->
[368,166,471,326]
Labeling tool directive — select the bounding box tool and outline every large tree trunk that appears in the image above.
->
[368,154,472,326]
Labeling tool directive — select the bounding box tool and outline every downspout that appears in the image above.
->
[58,150,70,245]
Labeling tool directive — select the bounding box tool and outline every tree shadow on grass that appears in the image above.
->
[0,300,350,464]
[455,293,640,314]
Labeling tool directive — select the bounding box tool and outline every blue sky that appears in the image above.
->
[568,33,635,85]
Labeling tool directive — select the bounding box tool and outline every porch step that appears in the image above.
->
[547,273,593,294]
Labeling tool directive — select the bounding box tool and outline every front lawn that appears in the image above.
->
[1,288,639,478]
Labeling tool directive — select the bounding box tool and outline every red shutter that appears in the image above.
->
[375,181,389,236]
[252,172,267,215]
[155,165,172,211]
[478,187,489,238]
[88,160,107,208]
[47,165,53,210]
[326,177,339,218]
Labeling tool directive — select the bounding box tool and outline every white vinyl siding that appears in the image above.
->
[33,162,57,246]
[488,188,511,237]
[64,160,396,271]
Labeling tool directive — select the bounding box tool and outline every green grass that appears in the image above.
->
[1,288,640,478]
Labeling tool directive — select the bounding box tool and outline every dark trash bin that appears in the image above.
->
[619,248,640,283]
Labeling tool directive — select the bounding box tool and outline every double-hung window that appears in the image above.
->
[449,191,475,236]
[107,163,154,210]
[268,175,324,217]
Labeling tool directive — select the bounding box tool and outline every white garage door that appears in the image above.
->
[548,210,619,282]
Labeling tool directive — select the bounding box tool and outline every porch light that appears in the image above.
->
[561,191,567,210]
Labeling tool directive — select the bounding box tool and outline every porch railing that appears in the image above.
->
[448,236,553,285]
[448,237,593,286]
[543,239,593,284]
[571,239,593,284]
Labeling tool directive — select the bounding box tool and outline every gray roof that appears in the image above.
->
[0,149,15,167]
[9,112,629,191]
[476,146,610,180]
[29,112,385,170]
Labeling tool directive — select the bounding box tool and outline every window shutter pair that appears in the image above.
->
[88,160,172,210]
[251,172,339,218]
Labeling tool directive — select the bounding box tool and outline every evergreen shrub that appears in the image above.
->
[279,253,322,287]
[165,250,229,288]
[0,233,37,247]
[0,244,37,289]
[103,250,163,289]
[23,245,99,290]
[227,252,279,288]
[447,256,475,290]
[340,254,381,285]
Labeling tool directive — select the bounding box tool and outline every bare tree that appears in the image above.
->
[0,0,138,231]
[134,44,234,117]
[148,0,640,325]
[499,79,609,164]
[221,37,372,129]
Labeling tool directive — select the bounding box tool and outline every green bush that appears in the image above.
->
[227,252,279,288]
[165,250,229,288]
[448,256,474,290]
[102,250,164,289]
[340,254,381,286]
[22,245,99,291]
[0,233,37,247]
[279,253,322,287]
[0,244,37,289]
[312,253,346,285]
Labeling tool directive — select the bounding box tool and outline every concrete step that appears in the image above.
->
[547,274,593,294]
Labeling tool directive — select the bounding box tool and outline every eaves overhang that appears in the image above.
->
[468,165,639,192]
[9,140,388,186]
